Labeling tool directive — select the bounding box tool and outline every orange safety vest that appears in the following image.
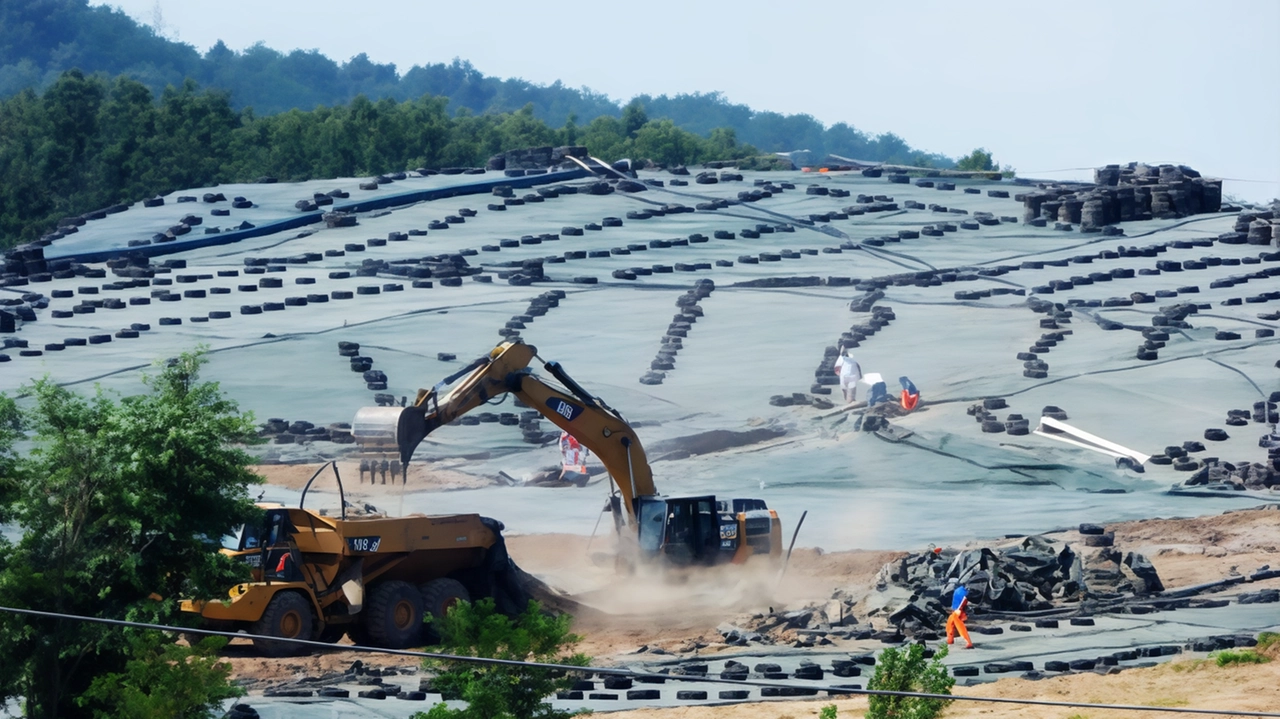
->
[901,390,919,410]
[560,432,588,473]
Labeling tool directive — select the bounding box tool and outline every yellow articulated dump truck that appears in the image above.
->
[180,486,527,657]
[352,340,785,571]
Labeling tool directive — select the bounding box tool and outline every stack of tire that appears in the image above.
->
[640,280,714,386]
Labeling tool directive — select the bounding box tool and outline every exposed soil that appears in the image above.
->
[224,473,1280,702]
[251,461,492,495]
[607,658,1280,719]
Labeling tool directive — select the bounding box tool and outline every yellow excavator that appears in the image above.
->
[352,341,784,569]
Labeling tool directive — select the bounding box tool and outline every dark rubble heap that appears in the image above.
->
[871,535,1163,636]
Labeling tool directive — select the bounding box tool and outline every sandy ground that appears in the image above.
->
[503,532,905,658]
[252,460,493,494]
[608,657,1280,719]
[508,504,1280,659]
[221,474,1280,694]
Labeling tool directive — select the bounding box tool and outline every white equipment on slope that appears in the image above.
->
[1033,416,1151,471]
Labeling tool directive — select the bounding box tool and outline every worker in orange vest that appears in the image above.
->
[946,585,975,649]
[900,376,920,411]
[559,431,590,486]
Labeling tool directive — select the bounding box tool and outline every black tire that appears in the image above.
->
[346,621,374,647]
[365,580,424,648]
[316,623,347,643]
[251,591,313,657]
[420,578,470,642]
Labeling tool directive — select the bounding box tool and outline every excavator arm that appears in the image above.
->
[352,342,657,523]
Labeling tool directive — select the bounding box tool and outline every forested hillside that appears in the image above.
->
[0,0,952,166]
[0,72,770,247]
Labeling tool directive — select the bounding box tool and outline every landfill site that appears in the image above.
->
[3,152,1280,717]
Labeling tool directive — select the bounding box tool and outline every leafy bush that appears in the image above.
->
[78,635,242,719]
[414,598,589,719]
[1256,632,1279,653]
[1214,649,1270,667]
[955,148,996,172]
[865,644,954,719]
[820,704,839,719]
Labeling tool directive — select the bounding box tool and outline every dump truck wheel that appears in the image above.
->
[251,591,313,657]
[420,578,470,619]
[420,578,470,642]
[366,580,424,648]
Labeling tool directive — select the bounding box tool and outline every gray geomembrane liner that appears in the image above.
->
[4,168,1279,717]
[3,169,1277,553]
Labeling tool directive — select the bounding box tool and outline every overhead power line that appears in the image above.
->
[2,605,1277,718]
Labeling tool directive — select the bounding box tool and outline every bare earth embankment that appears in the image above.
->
[608,658,1280,719]
[228,464,1280,713]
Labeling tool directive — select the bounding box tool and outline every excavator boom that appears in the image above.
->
[353,342,657,522]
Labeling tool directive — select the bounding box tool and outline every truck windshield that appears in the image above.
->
[637,501,666,552]
[222,522,264,552]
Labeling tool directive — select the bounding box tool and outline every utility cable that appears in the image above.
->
[1,605,1278,717]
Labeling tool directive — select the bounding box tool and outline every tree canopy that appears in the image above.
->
[955,147,997,172]
[0,2,953,168]
[0,1,964,246]
[0,74,776,246]
[0,350,262,718]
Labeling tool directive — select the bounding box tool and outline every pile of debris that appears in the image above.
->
[1179,457,1279,490]
[868,534,1164,637]
[241,660,422,699]
[718,592,871,649]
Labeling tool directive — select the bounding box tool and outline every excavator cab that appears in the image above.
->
[635,496,728,566]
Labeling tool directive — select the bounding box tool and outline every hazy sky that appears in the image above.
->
[97,0,1279,202]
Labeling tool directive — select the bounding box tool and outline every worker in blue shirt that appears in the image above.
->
[946,585,975,649]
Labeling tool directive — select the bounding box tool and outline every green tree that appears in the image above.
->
[557,113,578,146]
[621,99,648,138]
[0,349,263,719]
[0,394,20,508]
[706,127,746,159]
[865,644,954,719]
[632,119,702,167]
[496,103,554,151]
[414,599,589,719]
[78,635,242,719]
[579,115,627,159]
[955,147,996,172]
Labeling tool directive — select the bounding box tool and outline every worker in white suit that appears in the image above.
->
[834,348,863,403]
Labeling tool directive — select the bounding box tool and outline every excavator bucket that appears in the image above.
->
[351,406,427,465]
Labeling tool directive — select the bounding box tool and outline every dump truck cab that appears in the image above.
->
[216,501,286,570]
